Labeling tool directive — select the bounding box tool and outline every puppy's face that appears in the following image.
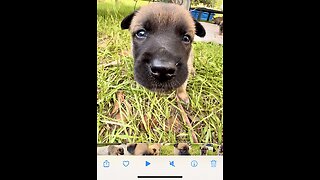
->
[116,147,124,155]
[174,143,191,155]
[213,17,223,25]
[148,143,161,155]
[108,145,124,155]
[200,146,208,155]
[127,143,149,155]
[121,3,205,92]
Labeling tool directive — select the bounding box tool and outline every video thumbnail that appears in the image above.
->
[97,143,223,156]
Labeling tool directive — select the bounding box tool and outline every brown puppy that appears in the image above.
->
[107,145,124,155]
[200,145,208,155]
[219,143,223,155]
[126,143,149,155]
[121,2,206,103]
[126,143,161,155]
[213,17,223,25]
[173,143,191,155]
[97,145,124,155]
[148,143,162,155]
[213,17,223,35]
[219,21,223,35]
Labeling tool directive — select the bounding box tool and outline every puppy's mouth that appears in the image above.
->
[134,61,188,92]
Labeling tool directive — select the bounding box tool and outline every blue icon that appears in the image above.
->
[191,160,198,167]
[123,160,129,167]
[211,160,217,167]
[145,161,151,167]
[169,161,175,167]
[103,160,110,168]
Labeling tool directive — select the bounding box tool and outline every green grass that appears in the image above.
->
[97,0,223,145]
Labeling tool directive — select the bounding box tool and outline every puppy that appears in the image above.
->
[107,145,124,155]
[173,143,191,155]
[126,143,148,155]
[213,17,223,25]
[148,143,162,155]
[200,145,208,155]
[219,21,223,35]
[126,143,161,155]
[213,17,223,35]
[219,143,223,155]
[97,145,124,155]
[121,2,206,103]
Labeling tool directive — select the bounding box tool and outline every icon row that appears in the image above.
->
[97,143,223,156]
[102,159,217,168]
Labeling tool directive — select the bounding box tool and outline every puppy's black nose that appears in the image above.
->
[150,59,176,80]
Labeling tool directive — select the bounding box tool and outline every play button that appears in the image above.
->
[145,161,151,167]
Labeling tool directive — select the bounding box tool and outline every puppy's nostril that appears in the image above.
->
[150,67,160,76]
[150,66,176,79]
[167,69,175,76]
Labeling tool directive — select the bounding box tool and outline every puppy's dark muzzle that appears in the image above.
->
[149,59,177,81]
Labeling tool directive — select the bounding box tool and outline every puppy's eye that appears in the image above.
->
[135,29,147,39]
[182,34,191,43]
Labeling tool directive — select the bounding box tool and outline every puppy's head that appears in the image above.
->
[213,17,223,25]
[200,146,208,155]
[126,143,149,155]
[148,143,162,155]
[174,143,191,155]
[116,147,124,155]
[107,145,124,155]
[126,143,138,155]
[121,3,205,92]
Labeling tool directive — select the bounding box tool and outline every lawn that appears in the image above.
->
[97,0,223,145]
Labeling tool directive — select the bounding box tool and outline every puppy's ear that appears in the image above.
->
[126,143,137,154]
[194,19,206,37]
[121,11,137,30]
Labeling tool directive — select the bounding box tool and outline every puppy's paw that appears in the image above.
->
[177,92,189,104]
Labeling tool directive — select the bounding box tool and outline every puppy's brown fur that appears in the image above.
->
[121,3,205,103]
[129,4,196,38]
[213,17,223,35]
[200,145,208,155]
[174,143,191,155]
[148,143,162,155]
[127,143,149,155]
[126,143,162,156]
[107,145,124,155]
[213,17,223,25]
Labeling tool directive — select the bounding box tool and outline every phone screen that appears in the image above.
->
[97,1,223,179]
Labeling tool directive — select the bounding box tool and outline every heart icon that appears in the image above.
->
[123,160,129,167]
